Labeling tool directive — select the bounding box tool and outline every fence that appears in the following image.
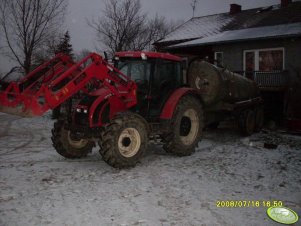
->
[235,70,288,90]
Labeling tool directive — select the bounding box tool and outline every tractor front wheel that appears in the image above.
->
[98,113,148,168]
[163,95,203,156]
[51,120,94,158]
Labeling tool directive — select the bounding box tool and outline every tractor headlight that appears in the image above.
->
[141,53,147,60]
[76,108,81,113]
[83,109,88,114]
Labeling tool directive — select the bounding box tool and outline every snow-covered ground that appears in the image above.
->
[0,113,300,226]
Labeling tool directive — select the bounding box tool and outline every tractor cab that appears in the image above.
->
[114,52,183,119]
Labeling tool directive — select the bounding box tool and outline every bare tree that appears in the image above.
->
[88,0,145,55]
[0,0,68,74]
[88,0,178,55]
[33,31,63,65]
[130,15,178,51]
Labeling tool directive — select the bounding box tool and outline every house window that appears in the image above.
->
[259,50,283,71]
[214,52,223,66]
[244,48,285,72]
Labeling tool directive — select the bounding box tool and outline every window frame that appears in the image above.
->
[243,47,285,72]
[214,51,224,66]
[116,59,152,82]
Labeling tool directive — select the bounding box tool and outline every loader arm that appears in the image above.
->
[0,53,137,117]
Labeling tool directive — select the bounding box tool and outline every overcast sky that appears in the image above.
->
[0,0,282,72]
[67,0,281,52]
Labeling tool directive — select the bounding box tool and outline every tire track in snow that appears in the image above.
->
[0,114,19,138]
[0,129,34,156]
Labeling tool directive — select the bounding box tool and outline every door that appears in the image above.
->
[118,60,152,117]
[148,59,182,118]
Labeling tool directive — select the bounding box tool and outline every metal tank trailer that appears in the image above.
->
[187,59,263,135]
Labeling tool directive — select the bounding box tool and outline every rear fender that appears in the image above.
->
[160,87,201,120]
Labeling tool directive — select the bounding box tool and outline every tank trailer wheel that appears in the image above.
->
[51,120,94,158]
[99,113,148,168]
[254,107,264,132]
[239,110,256,136]
[163,96,203,156]
[207,121,220,129]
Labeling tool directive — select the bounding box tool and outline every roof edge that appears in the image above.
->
[166,33,301,50]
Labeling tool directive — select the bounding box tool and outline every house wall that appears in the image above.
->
[212,37,301,121]
[211,37,301,73]
[168,37,301,121]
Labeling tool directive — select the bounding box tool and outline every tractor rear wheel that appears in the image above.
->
[99,113,148,168]
[51,120,94,158]
[163,96,203,156]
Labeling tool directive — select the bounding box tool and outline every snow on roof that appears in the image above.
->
[156,1,301,46]
[168,22,301,48]
[161,14,234,42]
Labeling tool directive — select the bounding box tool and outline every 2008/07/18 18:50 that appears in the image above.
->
[216,200,283,208]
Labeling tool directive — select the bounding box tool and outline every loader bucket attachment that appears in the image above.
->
[0,52,137,118]
[0,53,75,117]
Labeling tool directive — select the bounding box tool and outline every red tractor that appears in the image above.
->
[0,51,263,168]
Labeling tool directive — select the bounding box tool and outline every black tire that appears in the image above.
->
[51,120,94,158]
[51,106,61,119]
[98,112,148,168]
[207,121,220,129]
[238,110,256,136]
[163,95,203,156]
[254,107,264,132]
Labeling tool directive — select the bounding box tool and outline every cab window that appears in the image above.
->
[154,60,182,87]
[117,60,151,82]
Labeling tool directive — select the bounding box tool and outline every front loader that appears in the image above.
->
[0,52,204,168]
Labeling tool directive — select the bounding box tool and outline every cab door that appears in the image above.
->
[148,59,182,118]
[118,60,152,117]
